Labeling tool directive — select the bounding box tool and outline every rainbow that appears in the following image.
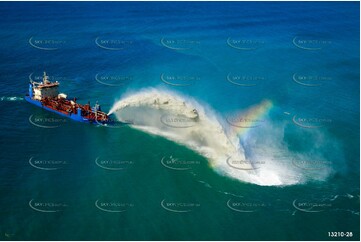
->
[227,100,274,137]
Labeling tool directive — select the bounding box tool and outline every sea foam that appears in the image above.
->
[109,88,334,186]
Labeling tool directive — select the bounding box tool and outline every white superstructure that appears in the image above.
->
[31,72,60,100]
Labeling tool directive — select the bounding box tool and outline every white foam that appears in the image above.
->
[109,88,333,186]
[1,96,24,101]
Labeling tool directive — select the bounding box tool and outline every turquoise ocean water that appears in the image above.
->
[0,1,359,240]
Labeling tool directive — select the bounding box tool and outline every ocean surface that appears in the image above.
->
[0,1,359,240]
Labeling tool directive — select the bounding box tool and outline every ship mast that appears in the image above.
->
[43,71,50,85]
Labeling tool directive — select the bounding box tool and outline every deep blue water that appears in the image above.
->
[0,1,359,241]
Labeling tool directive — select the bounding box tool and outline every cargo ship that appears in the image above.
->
[25,72,112,124]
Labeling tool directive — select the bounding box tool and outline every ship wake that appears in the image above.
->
[108,88,335,186]
[1,96,24,102]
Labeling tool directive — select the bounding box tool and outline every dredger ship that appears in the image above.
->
[25,72,112,124]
